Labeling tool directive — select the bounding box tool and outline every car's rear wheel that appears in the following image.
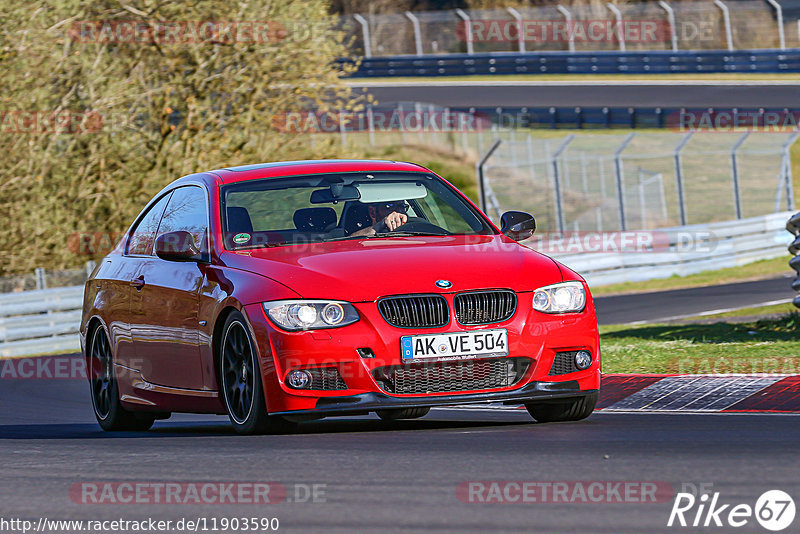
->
[88,324,155,431]
[525,392,598,423]
[220,311,295,435]
[376,407,431,420]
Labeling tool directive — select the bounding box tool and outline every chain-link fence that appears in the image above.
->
[278,103,799,233]
[482,130,798,231]
[306,103,798,233]
[341,1,794,57]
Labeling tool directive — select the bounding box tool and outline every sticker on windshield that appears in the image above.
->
[233,232,251,244]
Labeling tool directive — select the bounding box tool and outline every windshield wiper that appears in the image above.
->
[323,231,446,243]
[321,235,365,242]
[234,242,294,249]
[373,231,446,237]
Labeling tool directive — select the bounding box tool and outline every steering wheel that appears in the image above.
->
[390,216,449,235]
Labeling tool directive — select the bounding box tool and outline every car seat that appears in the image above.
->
[342,202,373,235]
[293,207,337,232]
[227,206,253,234]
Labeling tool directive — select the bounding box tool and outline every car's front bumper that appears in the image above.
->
[242,289,601,415]
[270,380,596,416]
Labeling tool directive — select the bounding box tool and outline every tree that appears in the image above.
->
[0,0,358,274]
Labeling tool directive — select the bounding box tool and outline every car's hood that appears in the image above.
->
[221,235,564,302]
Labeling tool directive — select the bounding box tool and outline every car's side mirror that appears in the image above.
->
[500,211,536,242]
[155,231,203,262]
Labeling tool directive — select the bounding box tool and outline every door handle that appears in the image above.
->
[131,275,146,290]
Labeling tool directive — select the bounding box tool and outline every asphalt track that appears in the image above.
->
[349,80,800,108]
[1,377,799,533]
[1,278,798,532]
[593,274,795,325]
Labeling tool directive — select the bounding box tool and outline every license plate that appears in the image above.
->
[400,329,508,360]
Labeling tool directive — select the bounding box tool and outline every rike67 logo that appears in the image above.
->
[668,489,795,531]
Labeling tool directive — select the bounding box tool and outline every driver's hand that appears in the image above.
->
[383,212,408,231]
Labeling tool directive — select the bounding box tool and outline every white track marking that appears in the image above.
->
[602,375,784,411]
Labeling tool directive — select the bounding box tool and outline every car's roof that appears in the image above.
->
[210,159,432,184]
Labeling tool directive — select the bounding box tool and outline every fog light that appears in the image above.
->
[286,370,312,389]
[575,350,593,370]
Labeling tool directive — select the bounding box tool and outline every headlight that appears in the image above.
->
[532,282,586,313]
[263,300,359,331]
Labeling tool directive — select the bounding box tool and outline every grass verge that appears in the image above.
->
[600,312,800,374]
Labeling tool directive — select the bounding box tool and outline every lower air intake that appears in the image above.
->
[306,367,348,390]
[548,351,580,376]
[372,357,530,395]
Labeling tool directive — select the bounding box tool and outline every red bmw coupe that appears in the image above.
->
[80,160,600,434]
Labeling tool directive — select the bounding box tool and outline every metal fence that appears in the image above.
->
[481,130,798,232]
[342,1,798,57]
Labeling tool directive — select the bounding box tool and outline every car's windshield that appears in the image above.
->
[220,172,493,249]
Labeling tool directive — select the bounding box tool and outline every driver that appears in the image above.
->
[351,201,408,236]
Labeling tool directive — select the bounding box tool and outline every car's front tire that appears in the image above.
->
[525,392,598,423]
[219,311,295,435]
[88,324,155,431]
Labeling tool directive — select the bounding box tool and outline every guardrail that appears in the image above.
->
[554,211,794,287]
[0,286,83,357]
[786,212,800,307]
[0,212,792,357]
[445,107,800,131]
[345,49,800,77]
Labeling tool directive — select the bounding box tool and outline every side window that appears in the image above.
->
[156,186,209,256]
[127,193,171,256]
